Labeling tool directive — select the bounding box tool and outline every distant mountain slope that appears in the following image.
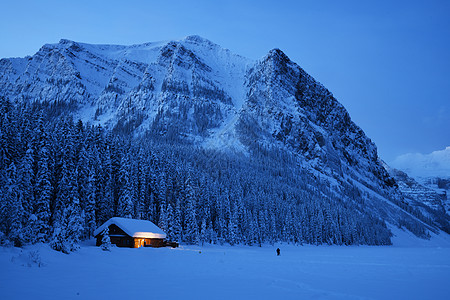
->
[384,163,449,231]
[390,147,450,214]
[0,36,445,243]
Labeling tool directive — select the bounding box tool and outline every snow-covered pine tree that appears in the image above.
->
[117,151,134,218]
[208,220,217,244]
[54,160,70,229]
[101,227,111,251]
[172,197,182,242]
[76,145,90,212]
[183,176,199,244]
[50,226,69,253]
[63,196,83,252]
[158,204,168,234]
[19,144,34,221]
[96,143,113,224]
[147,192,156,223]
[199,218,208,246]
[157,170,167,220]
[166,203,174,240]
[136,150,148,219]
[228,205,239,245]
[0,98,18,170]
[109,134,122,216]
[84,167,96,238]
[270,214,277,245]
[51,158,83,252]
[2,162,24,246]
[248,213,258,246]
[34,124,52,242]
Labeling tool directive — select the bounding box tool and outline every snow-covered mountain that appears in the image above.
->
[384,162,449,231]
[390,147,450,214]
[0,36,390,183]
[0,36,249,134]
[0,36,446,238]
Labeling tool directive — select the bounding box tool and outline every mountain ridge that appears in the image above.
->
[0,36,447,244]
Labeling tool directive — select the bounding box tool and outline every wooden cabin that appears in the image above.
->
[94,217,168,248]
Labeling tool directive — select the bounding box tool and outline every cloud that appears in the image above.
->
[391,146,450,178]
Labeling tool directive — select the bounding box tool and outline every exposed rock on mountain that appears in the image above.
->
[385,164,449,231]
[0,36,445,243]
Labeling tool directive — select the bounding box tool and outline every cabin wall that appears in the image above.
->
[133,238,165,248]
[112,236,134,247]
[95,235,134,247]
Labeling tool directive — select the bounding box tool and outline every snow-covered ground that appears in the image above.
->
[1,229,450,300]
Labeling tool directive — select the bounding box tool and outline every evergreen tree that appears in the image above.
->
[63,196,83,251]
[49,226,69,254]
[147,192,156,223]
[0,98,18,170]
[34,130,52,242]
[2,163,24,246]
[96,144,113,224]
[117,151,134,218]
[228,204,239,245]
[101,227,111,251]
[77,145,90,211]
[19,144,34,219]
[166,203,174,240]
[172,198,182,242]
[199,218,208,246]
[85,167,96,238]
[183,177,199,244]
[158,204,168,234]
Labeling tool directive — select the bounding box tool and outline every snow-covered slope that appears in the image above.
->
[384,163,450,231]
[390,147,450,215]
[0,36,443,236]
[0,36,251,132]
[0,36,390,182]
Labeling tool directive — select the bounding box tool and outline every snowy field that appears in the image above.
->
[1,228,450,300]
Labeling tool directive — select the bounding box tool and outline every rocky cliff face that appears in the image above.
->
[425,177,450,213]
[387,146,450,231]
[0,35,443,235]
[385,165,449,231]
[239,48,394,189]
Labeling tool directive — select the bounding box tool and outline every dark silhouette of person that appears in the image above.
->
[276,248,280,256]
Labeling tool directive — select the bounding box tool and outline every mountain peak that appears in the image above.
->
[184,35,210,43]
[59,39,75,45]
[182,35,221,50]
[0,36,445,240]
[267,48,290,61]
[262,48,295,72]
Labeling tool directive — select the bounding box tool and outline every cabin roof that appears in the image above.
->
[94,217,166,239]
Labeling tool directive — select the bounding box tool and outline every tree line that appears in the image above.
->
[0,98,398,252]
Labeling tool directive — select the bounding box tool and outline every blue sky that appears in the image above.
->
[1,0,449,162]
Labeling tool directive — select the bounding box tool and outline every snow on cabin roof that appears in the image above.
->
[94,217,166,239]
